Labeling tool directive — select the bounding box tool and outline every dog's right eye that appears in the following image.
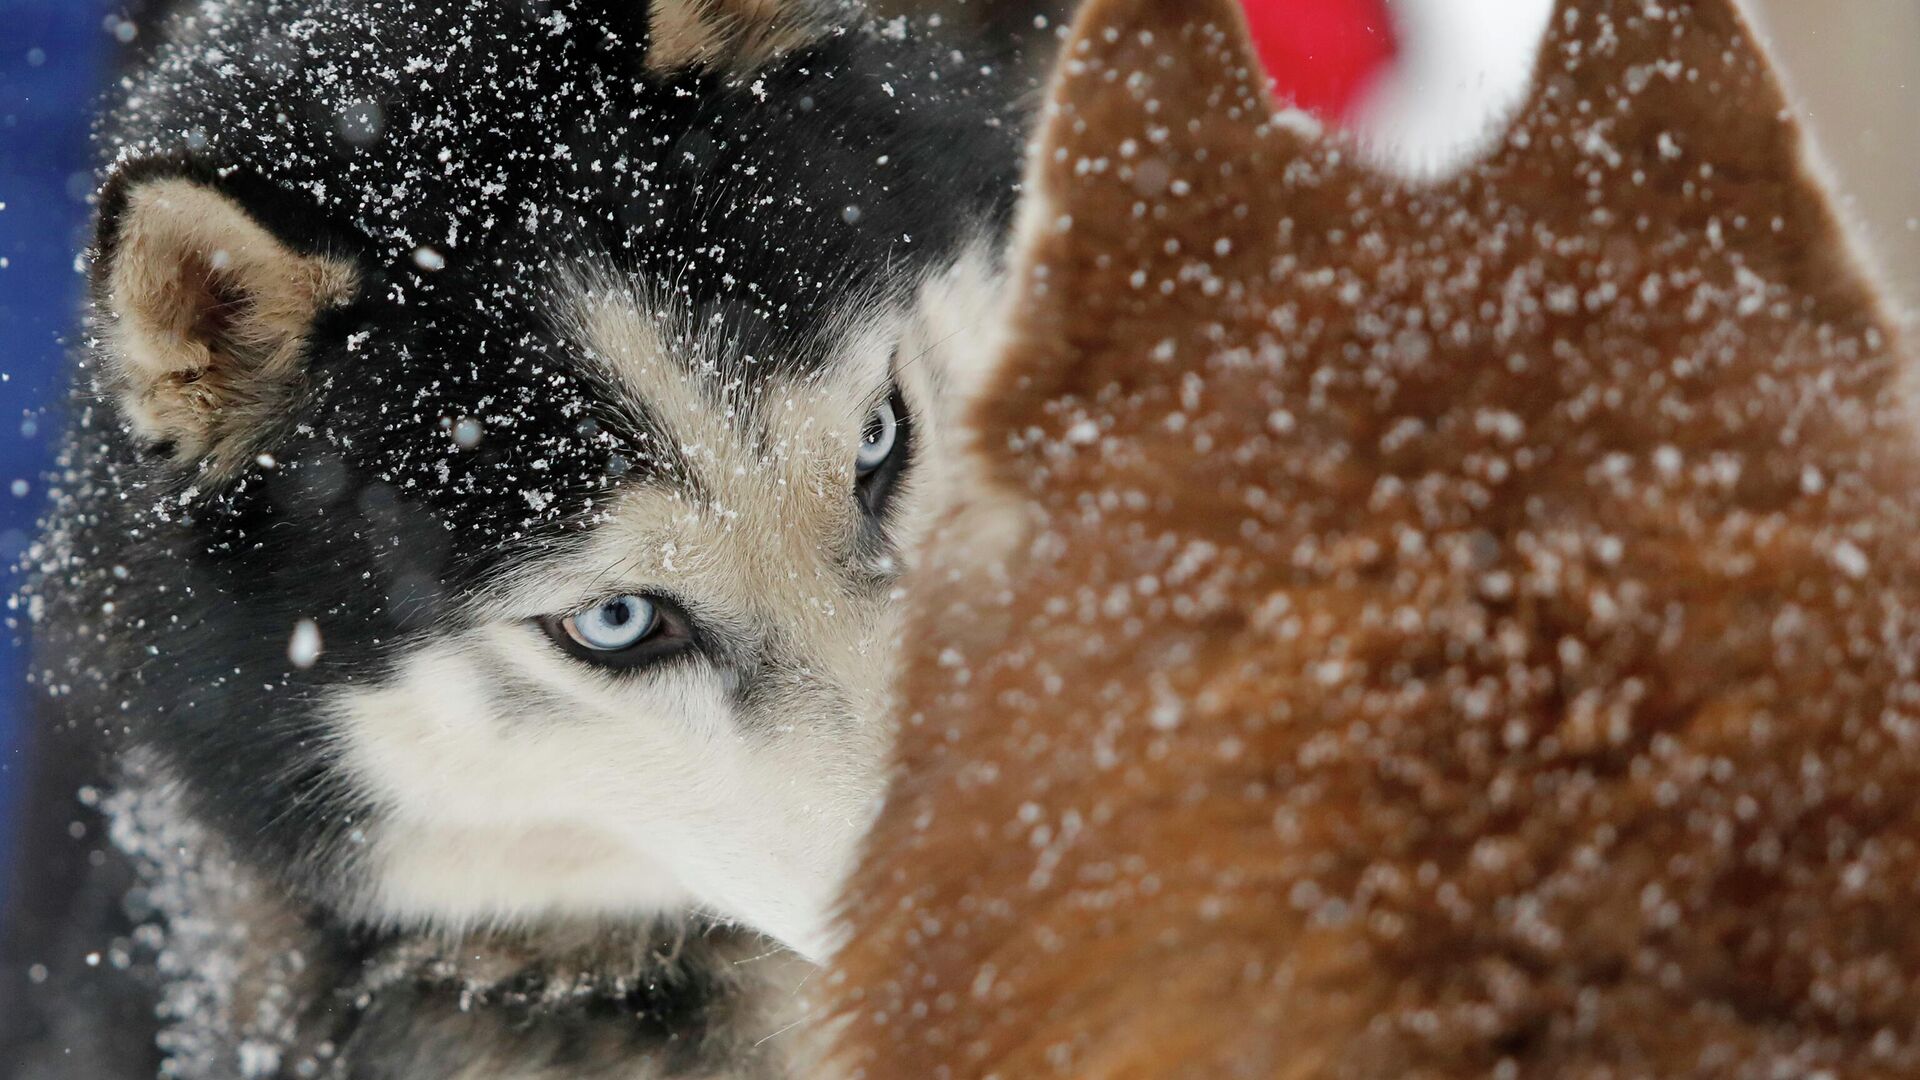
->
[856,396,900,477]
[856,384,913,519]
[539,596,692,670]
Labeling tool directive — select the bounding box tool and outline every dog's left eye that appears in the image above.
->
[541,596,690,670]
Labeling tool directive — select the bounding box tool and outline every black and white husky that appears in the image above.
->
[0,1,1018,1075]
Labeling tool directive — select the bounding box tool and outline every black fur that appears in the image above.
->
[1,0,1019,1074]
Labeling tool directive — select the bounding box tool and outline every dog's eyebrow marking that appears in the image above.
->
[551,274,736,496]
[550,262,900,511]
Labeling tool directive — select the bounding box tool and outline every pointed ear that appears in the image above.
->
[95,172,359,470]
[629,0,836,76]
[989,0,1288,409]
[1481,0,1884,318]
[1500,0,1801,174]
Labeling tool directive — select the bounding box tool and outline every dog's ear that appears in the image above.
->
[580,0,835,76]
[1484,1,1873,300]
[94,171,359,471]
[983,0,1287,423]
[995,0,1884,420]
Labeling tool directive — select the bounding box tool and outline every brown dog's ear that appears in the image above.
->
[985,0,1287,420]
[643,0,835,76]
[1001,0,1886,413]
[1481,1,1882,320]
[96,175,358,471]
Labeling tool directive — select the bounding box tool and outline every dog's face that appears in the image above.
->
[52,0,1014,958]
[316,260,1003,957]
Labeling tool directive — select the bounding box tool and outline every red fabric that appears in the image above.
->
[1241,0,1398,121]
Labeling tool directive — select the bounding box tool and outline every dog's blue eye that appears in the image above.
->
[856,397,899,477]
[563,596,660,652]
[540,595,691,671]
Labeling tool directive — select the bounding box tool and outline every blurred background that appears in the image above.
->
[1750,0,1920,303]
[0,0,1915,873]
[0,0,111,876]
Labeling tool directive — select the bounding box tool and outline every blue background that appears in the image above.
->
[0,0,114,876]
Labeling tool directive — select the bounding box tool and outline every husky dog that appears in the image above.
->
[0,0,1017,1075]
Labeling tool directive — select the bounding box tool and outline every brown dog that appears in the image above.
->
[828,0,1920,1076]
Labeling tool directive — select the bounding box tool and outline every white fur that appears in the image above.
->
[905,239,1015,420]
[1351,0,1557,178]
[340,624,872,957]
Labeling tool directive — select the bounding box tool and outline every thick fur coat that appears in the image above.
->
[830,0,1920,1075]
[1,0,1018,1075]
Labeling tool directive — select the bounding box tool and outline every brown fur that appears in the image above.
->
[646,0,831,76]
[104,178,358,474]
[829,0,1920,1076]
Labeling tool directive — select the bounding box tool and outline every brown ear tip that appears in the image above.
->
[641,0,835,75]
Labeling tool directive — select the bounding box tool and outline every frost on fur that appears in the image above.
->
[8,0,1020,1074]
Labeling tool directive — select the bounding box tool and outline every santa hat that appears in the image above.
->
[1244,0,1396,121]
[1246,0,1559,175]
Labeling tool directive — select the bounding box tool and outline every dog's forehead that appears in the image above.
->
[555,262,892,416]
[366,274,890,638]
[306,263,884,582]
[553,270,894,535]
[108,0,1013,327]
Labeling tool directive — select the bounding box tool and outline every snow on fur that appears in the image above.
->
[828,0,1920,1075]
